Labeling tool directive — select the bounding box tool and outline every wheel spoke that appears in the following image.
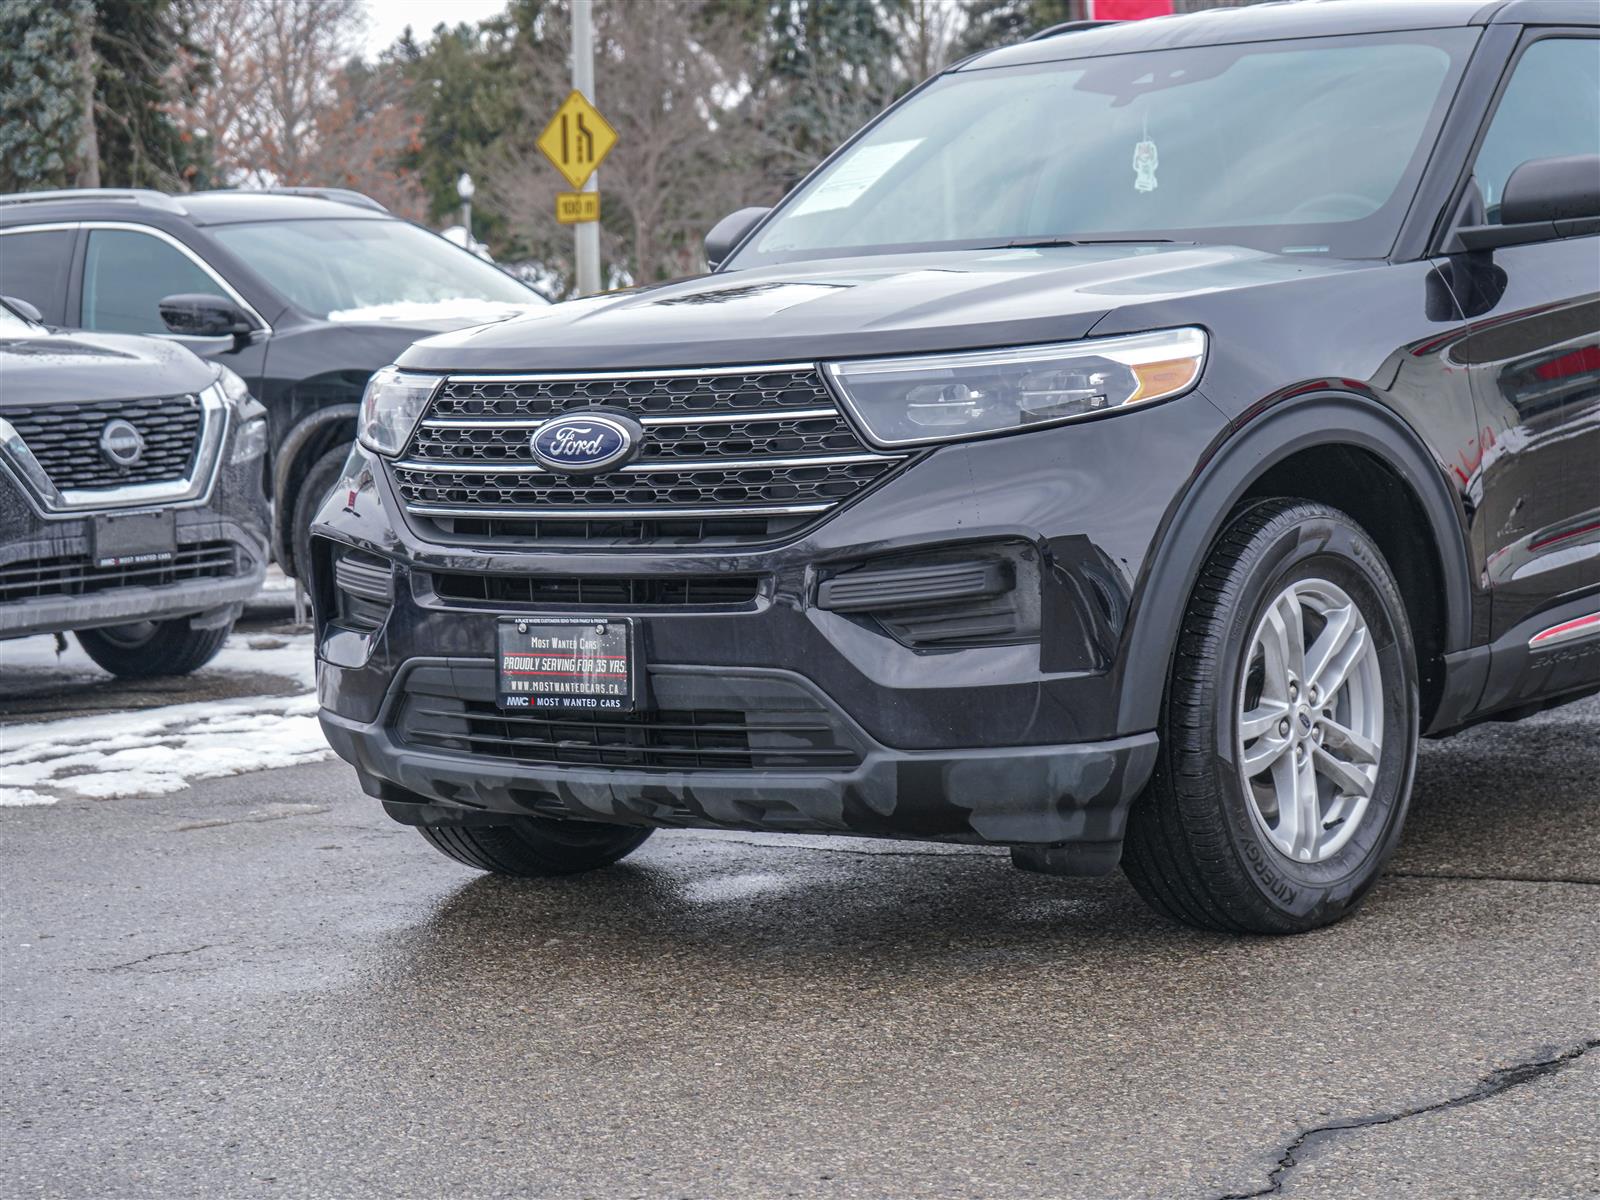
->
[1312,621,1370,702]
[1271,751,1321,859]
[1239,700,1290,741]
[1242,728,1293,776]
[1303,604,1356,693]
[1319,718,1379,765]
[1312,744,1374,800]
[1262,590,1307,689]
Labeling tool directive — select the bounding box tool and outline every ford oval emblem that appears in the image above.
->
[530,412,640,474]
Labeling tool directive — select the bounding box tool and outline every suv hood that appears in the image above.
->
[399,244,1362,373]
[0,328,217,407]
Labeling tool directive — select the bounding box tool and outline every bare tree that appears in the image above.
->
[483,0,753,290]
[184,0,366,185]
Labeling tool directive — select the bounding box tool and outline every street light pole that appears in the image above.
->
[571,0,601,296]
[456,172,475,246]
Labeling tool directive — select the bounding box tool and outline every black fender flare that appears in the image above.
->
[1115,391,1476,735]
[271,404,359,569]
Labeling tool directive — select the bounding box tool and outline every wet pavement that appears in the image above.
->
[3,692,1598,1198]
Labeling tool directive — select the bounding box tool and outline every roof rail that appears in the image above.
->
[1027,19,1121,40]
[0,187,188,215]
[259,186,388,213]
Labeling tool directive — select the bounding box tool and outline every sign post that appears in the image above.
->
[571,0,600,295]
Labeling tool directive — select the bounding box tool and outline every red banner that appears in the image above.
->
[1088,0,1174,18]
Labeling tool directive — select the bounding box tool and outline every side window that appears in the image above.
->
[0,229,75,325]
[82,228,219,334]
[1473,38,1600,223]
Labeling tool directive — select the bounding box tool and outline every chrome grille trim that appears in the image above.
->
[395,365,907,543]
[405,502,835,520]
[418,406,845,430]
[0,384,228,518]
[393,452,895,475]
[441,362,817,384]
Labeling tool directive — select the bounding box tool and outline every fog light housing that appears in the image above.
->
[817,541,1040,649]
[332,547,394,632]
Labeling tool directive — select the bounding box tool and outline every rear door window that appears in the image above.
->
[81,227,219,333]
[1474,38,1600,223]
[0,229,76,324]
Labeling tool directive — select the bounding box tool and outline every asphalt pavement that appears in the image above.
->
[3,666,1598,1198]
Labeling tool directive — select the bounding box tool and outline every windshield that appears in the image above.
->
[211,218,544,321]
[733,30,1475,266]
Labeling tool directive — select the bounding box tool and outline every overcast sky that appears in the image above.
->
[363,0,511,57]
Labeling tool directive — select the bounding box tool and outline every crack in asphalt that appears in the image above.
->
[172,805,330,832]
[88,943,224,972]
[1212,1037,1600,1199]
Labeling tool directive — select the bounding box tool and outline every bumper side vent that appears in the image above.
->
[332,548,393,631]
[818,543,1040,650]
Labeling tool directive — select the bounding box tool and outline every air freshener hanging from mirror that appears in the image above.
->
[1133,113,1158,193]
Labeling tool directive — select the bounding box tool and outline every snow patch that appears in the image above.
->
[327,298,540,324]
[0,631,327,805]
[0,788,58,807]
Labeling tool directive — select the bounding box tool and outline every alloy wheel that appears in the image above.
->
[1236,577,1383,863]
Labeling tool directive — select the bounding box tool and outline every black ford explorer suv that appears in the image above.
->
[312,0,1600,933]
[0,298,268,674]
[0,187,546,583]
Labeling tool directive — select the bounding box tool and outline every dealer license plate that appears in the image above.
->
[91,510,176,568]
[496,617,638,712]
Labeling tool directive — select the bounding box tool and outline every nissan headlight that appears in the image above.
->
[823,327,1207,447]
[358,366,444,457]
[209,365,268,464]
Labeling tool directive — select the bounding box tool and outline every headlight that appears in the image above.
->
[823,327,1207,447]
[207,366,268,463]
[358,366,443,457]
[214,364,251,407]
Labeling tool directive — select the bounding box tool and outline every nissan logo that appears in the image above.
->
[99,419,146,468]
[530,412,641,474]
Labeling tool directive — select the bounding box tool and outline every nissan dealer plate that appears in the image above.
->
[496,617,638,712]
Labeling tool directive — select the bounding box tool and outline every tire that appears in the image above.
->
[77,618,231,678]
[418,817,654,877]
[1123,499,1418,934]
[288,442,349,584]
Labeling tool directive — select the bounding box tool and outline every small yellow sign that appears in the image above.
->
[537,90,618,190]
[556,191,600,225]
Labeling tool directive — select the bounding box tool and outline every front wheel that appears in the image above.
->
[76,618,231,678]
[1123,499,1418,934]
[418,817,654,877]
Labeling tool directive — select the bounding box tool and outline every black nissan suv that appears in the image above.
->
[0,298,268,673]
[312,0,1599,933]
[0,188,546,584]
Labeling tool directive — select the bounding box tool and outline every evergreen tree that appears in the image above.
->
[93,0,211,188]
[0,0,92,191]
[0,0,210,194]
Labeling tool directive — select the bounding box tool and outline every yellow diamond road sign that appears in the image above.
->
[537,90,617,190]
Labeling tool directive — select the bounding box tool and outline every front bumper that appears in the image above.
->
[0,449,269,639]
[313,394,1227,848]
[320,655,1157,850]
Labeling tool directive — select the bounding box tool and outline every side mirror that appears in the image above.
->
[159,292,255,343]
[704,207,770,271]
[1501,154,1600,224]
[1449,154,1600,251]
[2,295,43,323]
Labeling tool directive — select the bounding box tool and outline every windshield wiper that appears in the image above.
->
[989,236,1193,249]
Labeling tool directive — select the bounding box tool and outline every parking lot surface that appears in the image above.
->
[3,650,1597,1198]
